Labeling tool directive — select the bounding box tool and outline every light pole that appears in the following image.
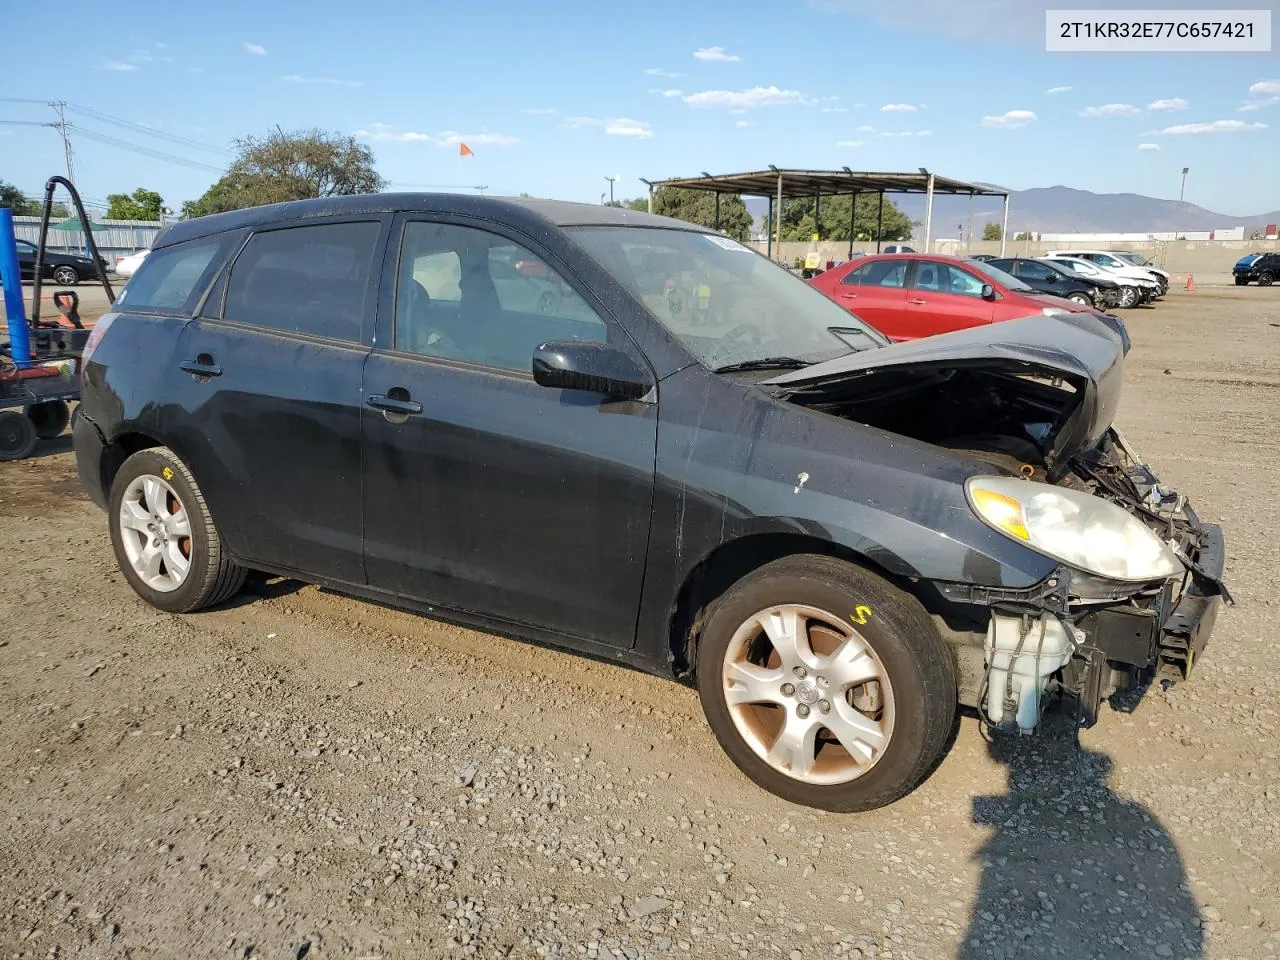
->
[1179,166,1189,202]
[604,175,618,205]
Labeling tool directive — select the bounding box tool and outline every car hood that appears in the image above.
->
[1028,292,1098,312]
[762,312,1127,468]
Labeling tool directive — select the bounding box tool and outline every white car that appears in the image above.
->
[114,249,150,279]
[1048,249,1168,296]
[1041,255,1159,308]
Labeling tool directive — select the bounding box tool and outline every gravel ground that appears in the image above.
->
[1,288,1278,960]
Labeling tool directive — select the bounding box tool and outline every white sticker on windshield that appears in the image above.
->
[703,234,750,252]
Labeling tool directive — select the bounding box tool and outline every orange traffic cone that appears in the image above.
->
[1185,274,1195,291]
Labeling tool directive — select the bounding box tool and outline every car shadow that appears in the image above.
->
[959,712,1203,960]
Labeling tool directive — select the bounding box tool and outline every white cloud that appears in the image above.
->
[1152,119,1267,135]
[645,67,682,78]
[156,41,168,49]
[281,74,362,88]
[649,88,684,97]
[1239,98,1279,112]
[353,124,518,147]
[522,108,556,115]
[1250,80,1280,96]
[101,60,137,71]
[880,103,917,112]
[856,124,875,133]
[129,50,154,63]
[1078,103,1141,117]
[242,42,266,55]
[1138,142,1160,151]
[563,116,654,139]
[836,139,864,147]
[878,129,931,137]
[683,86,805,109]
[981,109,1036,128]
[820,106,849,113]
[694,46,742,62]
[1045,85,1072,95]
[735,120,753,127]
[1148,97,1188,111]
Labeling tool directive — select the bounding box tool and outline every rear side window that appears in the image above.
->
[224,221,381,342]
[841,260,907,288]
[116,235,228,314]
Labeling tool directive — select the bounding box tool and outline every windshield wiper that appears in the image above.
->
[713,357,812,374]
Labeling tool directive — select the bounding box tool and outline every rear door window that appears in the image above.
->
[841,260,907,288]
[223,221,381,342]
[116,235,231,315]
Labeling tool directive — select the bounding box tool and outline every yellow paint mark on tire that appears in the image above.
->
[161,466,174,481]
[850,605,872,625]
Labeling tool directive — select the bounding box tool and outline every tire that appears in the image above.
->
[1067,292,1091,306]
[1118,286,1138,308]
[1260,272,1274,287]
[107,446,246,613]
[0,411,38,461]
[51,265,80,286]
[696,554,957,812]
[24,399,71,439]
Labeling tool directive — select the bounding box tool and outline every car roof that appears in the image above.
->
[153,193,703,250]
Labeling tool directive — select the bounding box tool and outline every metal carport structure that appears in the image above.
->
[640,167,1011,260]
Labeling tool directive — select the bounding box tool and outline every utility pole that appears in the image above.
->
[49,100,75,182]
[1179,166,1189,202]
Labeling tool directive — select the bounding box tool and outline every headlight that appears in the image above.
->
[966,476,1183,582]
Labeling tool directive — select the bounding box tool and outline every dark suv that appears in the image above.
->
[984,256,1120,309]
[1232,253,1280,285]
[73,194,1228,812]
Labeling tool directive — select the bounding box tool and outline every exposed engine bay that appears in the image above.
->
[772,356,1231,736]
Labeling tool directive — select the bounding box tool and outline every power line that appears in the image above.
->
[64,102,227,155]
[67,124,225,173]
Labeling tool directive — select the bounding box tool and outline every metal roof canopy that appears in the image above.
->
[641,167,1011,258]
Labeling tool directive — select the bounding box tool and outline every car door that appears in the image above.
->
[360,215,658,649]
[831,259,910,336]
[902,260,995,336]
[1011,258,1065,296]
[165,217,386,584]
[15,239,36,280]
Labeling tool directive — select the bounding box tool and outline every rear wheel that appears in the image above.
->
[24,400,71,439]
[1067,292,1091,306]
[1117,286,1138,308]
[108,446,246,613]
[1260,272,1274,287]
[51,265,79,286]
[696,555,956,812]
[0,411,38,461]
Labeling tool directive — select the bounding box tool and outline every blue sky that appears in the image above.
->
[3,0,1279,219]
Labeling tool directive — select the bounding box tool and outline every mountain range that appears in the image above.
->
[745,186,1280,235]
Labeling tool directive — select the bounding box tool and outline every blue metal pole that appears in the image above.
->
[1,207,33,369]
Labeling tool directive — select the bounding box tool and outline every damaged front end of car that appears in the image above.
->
[763,312,1232,735]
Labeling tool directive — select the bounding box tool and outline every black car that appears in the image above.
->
[15,238,108,285]
[1232,252,1280,285]
[73,195,1229,812]
[986,256,1120,309]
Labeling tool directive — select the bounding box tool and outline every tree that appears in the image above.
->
[1014,231,1032,241]
[183,128,386,218]
[641,187,752,240]
[983,223,1003,241]
[106,187,164,221]
[624,197,648,212]
[777,194,912,243]
[0,180,67,218]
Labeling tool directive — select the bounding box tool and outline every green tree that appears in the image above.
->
[1014,231,1032,241]
[624,197,648,212]
[777,194,912,242]
[643,187,752,240]
[183,128,386,218]
[983,222,1003,241]
[105,187,164,221]
[0,180,67,218]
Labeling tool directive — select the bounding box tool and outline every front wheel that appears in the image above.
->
[696,555,956,812]
[1067,292,1091,306]
[1260,272,1274,287]
[1235,276,1248,286]
[51,265,80,286]
[1117,286,1139,308]
[108,446,246,613]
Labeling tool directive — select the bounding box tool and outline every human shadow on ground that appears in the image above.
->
[959,714,1203,960]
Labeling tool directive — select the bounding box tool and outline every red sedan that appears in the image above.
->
[807,253,1105,341]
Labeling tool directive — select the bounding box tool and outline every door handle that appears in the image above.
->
[179,358,222,379]
[906,298,927,305]
[367,394,423,416]
[839,292,858,299]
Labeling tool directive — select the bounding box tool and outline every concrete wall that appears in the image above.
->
[748,237,1278,285]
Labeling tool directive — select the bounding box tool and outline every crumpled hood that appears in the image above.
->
[763,312,1128,468]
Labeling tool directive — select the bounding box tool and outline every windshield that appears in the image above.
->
[567,226,888,370]
[966,259,1035,293]
[1116,252,1152,266]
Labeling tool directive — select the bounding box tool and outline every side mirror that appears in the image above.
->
[981,283,996,300]
[532,340,651,401]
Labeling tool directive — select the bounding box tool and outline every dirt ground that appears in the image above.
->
[2,288,1278,960]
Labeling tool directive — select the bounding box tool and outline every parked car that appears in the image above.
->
[1041,255,1157,308]
[1048,249,1168,297]
[1232,252,1280,285]
[985,256,1120,309]
[806,253,1116,341]
[73,195,1224,812]
[967,254,999,262]
[13,239,108,285]
[1111,250,1171,288]
[879,243,915,254]
[114,249,150,279]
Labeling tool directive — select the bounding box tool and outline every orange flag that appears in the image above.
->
[459,142,474,157]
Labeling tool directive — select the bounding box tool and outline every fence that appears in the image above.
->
[11,215,164,262]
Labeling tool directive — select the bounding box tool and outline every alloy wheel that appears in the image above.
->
[117,474,193,592]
